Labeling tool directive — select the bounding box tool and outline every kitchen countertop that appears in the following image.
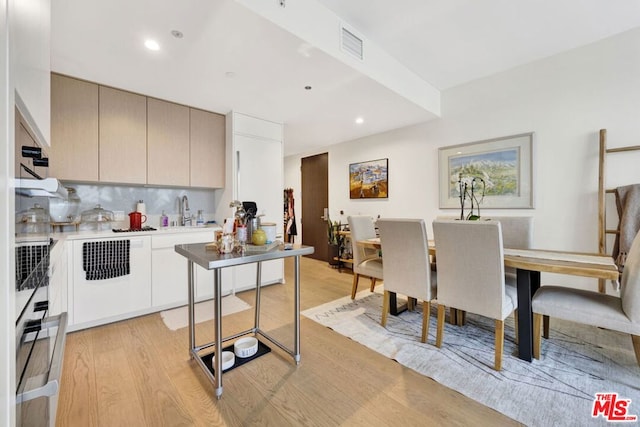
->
[49,224,222,241]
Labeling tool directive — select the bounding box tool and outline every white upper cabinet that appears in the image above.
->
[232,111,283,141]
[11,0,51,146]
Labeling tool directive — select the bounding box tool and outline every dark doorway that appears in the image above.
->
[301,153,329,262]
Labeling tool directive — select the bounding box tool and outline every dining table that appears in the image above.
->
[357,237,619,362]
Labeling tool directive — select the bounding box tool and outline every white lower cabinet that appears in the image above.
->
[66,228,247,330]
[71,236,151,327]
[195,266,233,300]
[151,243,187,308]
[151,231,231,308]
[233,261,284,293]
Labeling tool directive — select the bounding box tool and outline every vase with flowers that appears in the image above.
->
[457,173,486,220]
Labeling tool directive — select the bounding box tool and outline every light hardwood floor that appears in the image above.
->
[57,256,521,426]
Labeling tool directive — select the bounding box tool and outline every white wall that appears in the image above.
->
[1,0,15,423]
[284,27,640,290]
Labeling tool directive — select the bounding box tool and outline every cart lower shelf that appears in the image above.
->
[200,340,271,375]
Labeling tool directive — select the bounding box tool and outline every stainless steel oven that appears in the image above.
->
[15,106,68,427]
[15,237,68,427]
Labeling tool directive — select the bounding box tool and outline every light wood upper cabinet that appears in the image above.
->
[99,86,147,184]
[50,74,225,188]
[15,107,48,179]
[50,74,99,181]
[190,108,225,188]
[147,98,190,186]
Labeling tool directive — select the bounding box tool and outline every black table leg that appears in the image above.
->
[388,292,408,316]
[516,268,540,362]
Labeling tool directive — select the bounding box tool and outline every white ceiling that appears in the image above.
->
[51,0,640,156]
[317,0,640,90]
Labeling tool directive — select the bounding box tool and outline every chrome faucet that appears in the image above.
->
[181,195,192,226]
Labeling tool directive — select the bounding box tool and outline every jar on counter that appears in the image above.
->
[80,204,115,231]
[16,203,50,234]
[49,187,80,224]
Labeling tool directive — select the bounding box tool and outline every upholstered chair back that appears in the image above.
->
[433,220,512,320]
[491,216,534,249]
[348,215,379,269]
[377,218,434,302]
[489,216,533,282]
[621,230,640,323]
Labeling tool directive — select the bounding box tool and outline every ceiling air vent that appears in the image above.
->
[341,26,363,60]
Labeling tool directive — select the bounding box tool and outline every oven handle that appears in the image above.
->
[16,312,68,404]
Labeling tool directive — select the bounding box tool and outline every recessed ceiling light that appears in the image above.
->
[355,117,364,124]
[144,39,160,51]
[171,30,183,39]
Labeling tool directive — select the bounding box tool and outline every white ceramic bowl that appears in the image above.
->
[234,336,258,358]
[213,351,235,371]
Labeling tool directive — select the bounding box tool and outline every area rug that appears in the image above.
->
[160,295,252,331]
[302,291,640,426]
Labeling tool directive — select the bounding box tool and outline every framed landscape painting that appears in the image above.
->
[349,158,388,199]
[438,133,533,209]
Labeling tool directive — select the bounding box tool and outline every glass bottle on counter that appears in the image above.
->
[196,210,204,226]
[160,210,169,228]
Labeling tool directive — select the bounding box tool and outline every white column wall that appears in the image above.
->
[1,0,15,424]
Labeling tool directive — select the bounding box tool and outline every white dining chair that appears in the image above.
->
[491,216,534,281]
[491,216,534,338]
[532,230,640,366]
[432,219,518,371]
[347,216,383,299]
[377,218,436,343]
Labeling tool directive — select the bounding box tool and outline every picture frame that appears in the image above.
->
[349,158,388,199]
[438,132,534,209]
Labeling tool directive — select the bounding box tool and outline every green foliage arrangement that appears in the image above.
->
[327,217,343,246]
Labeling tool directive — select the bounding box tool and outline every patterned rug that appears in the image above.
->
[302,290,640,426]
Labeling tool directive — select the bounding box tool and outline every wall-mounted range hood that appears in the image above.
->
[16,178,68,199]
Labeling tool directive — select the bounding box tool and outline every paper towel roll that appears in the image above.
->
[136,201,146,215]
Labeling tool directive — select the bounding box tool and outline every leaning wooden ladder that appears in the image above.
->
[597,129,640,292]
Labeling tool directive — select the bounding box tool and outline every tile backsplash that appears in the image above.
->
[64,182,217,221]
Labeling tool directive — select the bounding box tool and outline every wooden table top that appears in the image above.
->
[356,238,619,281]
